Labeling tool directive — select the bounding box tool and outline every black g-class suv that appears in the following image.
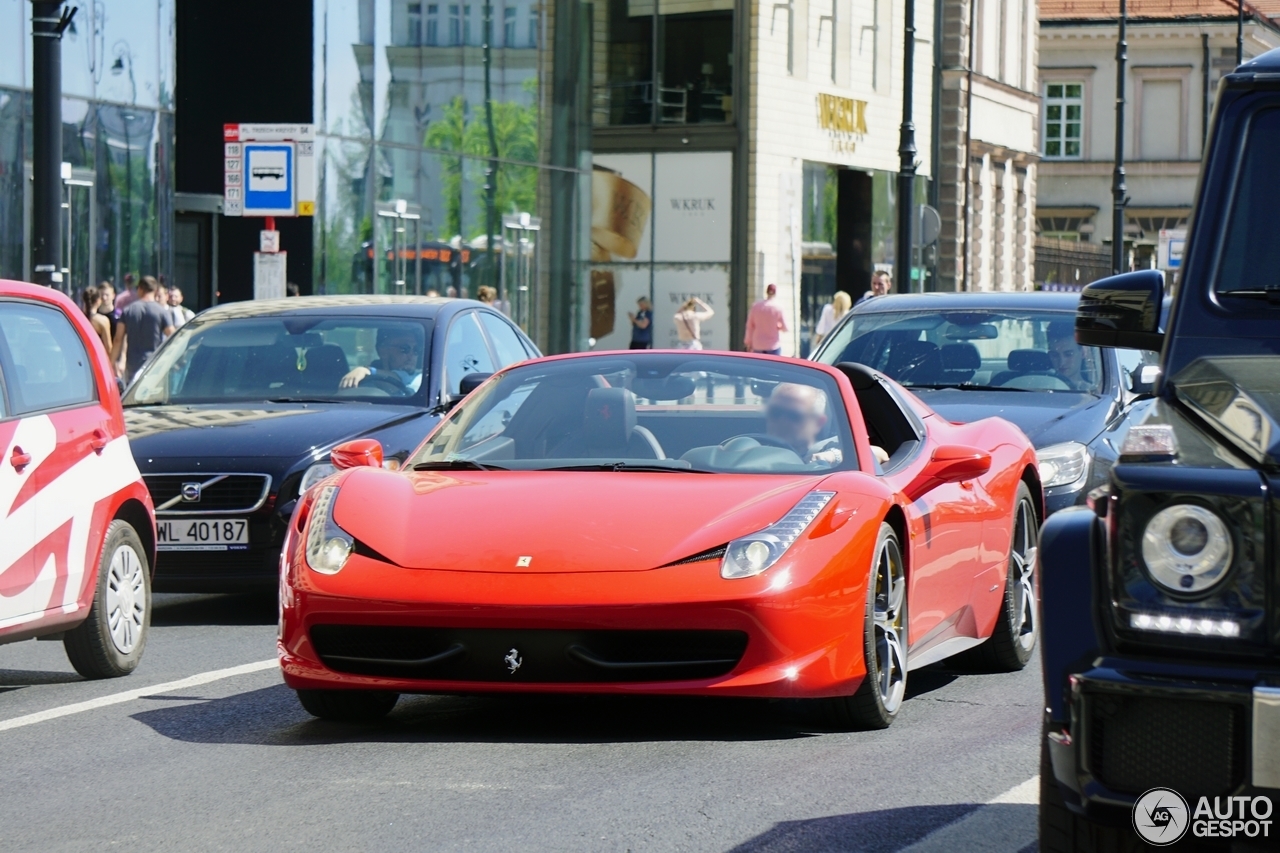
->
[1038,49,1280,850]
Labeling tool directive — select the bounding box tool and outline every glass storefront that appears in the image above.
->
[312,0,592,349]
[0,0,175,293]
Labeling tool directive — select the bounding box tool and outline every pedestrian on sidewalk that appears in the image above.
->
[111,275,174,383]
[167,287,195,331]
[744,283,787,355]
[628,296,653,349]
[79,284,113,353]
[812,290,852,349]
[857,270,891,305]
[674,296,714,350]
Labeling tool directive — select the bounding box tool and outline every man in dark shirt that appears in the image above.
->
[112,276,174,381]
[627,296,653,349]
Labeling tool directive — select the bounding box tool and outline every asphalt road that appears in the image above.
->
[1,593,1042,853]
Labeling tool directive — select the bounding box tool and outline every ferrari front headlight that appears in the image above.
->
[1141,504,1233,594]
[305,485,353,575]
[721,491,835,579]
[1036,441,1090,489]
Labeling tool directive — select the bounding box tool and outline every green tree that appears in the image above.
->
[463,98,538,231]
[425,95,469,239]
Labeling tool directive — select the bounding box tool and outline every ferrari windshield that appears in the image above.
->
[817,309,1104,394]
[123,315,433,406]
[412,354,857,474]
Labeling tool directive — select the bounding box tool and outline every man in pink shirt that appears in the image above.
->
[744,283,788,355]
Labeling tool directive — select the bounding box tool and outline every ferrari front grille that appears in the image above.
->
[310,625,748,683]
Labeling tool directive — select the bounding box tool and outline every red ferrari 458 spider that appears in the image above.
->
[279,352,1041,728]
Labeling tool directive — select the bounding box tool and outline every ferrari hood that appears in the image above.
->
[331,468,829,572]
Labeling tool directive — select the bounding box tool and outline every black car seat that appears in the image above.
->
[888,340,943,385]
[939,343,981,384]
[294,344,351,392]
[991,349,1052,387]
[551,388,664,459]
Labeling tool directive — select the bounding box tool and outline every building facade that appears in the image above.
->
[2,0,936,355]
[934,0,1041,291]
[0,0,176,297]
[1037,0,1280,270]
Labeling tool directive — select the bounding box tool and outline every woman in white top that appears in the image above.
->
[674,297,714,349]
[812,290,852,349]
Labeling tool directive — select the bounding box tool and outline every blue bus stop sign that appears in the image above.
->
[242,143,294,216]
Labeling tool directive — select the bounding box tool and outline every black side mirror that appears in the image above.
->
[1076,270,1165,351]
[458,372,493,397]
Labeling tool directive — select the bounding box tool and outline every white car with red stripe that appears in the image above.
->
[0,280,156,678]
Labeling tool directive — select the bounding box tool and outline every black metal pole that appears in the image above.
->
[30,0,73,288]
[1237,0,1244,66]
[895,0,917,294]
[1111,0,1128,276]
[482,0,499,298]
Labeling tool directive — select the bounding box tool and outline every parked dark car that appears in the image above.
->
[1038,48,1280,851]
[810,292,1157,514]
[122,296,538,592]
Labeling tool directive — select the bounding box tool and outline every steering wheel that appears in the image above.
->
[359,374,411,396]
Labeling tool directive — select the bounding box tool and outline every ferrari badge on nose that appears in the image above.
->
[504,649,523,674]
[516,555,532,567]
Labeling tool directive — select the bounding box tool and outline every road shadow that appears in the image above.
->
[725,804,980,852]
[131,682,844,746]
[727,803,1039,852]
[151,593,277,627]
[0,668,83,692]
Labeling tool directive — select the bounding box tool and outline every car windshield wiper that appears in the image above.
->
[411,459,509,471]
[908,383,1030,392]
[541,462,714,473]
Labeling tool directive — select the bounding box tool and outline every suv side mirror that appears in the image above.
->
[331,438,384,470]
[904,445,991,501]
[1075,269,1165,351]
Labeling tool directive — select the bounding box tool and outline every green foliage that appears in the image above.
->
[425,89,539,240]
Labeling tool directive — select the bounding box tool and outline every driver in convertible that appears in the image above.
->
[339,326,424,392]
[765,383,843,465]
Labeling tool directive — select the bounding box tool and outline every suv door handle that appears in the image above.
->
[10,446,31,472]
[91,429,109,454]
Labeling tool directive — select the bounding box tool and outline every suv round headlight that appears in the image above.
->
[1141,504,1233,593]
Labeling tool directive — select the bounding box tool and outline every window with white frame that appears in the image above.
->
[1043,82,1083,159]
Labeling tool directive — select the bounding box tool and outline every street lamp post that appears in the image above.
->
[482,0,500,298]
[30,0,75,288]
[112,43,138,281]
[1237,0,1245,66]
[1111,0,1128,276]
[895,0,917,294]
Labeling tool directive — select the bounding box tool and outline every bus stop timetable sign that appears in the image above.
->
[223,124,315,217]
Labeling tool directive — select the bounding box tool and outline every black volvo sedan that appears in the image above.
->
[811,292,1156,514]
[122,296,538,591]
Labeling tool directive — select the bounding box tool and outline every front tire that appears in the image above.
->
[63,520,151,679]
[967,483,1039,671]
[297,689,400,722]
[817,523,908,730]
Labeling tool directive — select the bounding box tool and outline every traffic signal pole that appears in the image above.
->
[30,0,75,288]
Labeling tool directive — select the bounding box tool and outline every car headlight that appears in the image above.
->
[1141,504,1233,594]
[1037,441,1090,489]
[721,491,835,579]
[299,462,338,493]
[305,485,353,574]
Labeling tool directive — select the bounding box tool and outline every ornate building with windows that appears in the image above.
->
[1037,0,1280,270]
[934,0,1042,291]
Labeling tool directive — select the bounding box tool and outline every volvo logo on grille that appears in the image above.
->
[180,483,202,502]
[504,648,523,674]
